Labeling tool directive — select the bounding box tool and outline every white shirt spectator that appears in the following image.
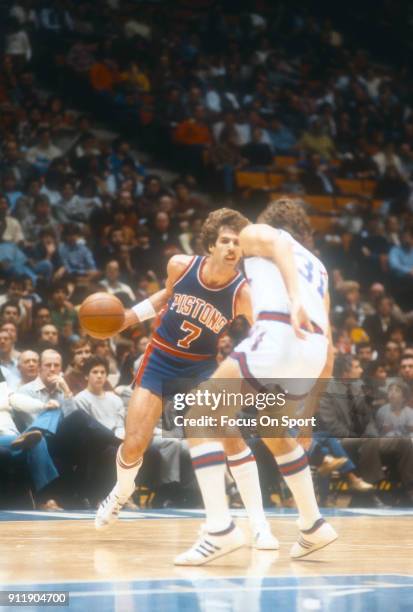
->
[0,374,19,436]
[376,404,413,437]
[26,143,62,167]
[372,151,406,177]
[5,29,31,60]
[2,216,24,243]
[74,389,125,439]
[99,279,135,302]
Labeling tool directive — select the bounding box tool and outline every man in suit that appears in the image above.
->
[364,295,398,351]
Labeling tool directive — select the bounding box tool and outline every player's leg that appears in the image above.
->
[175,357,277,565]
[95,386,162,530]
[265,433,337,558]
[221,434,278,549]
[175,357,245,565]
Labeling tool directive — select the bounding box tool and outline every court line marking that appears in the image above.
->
[66,582,413,598]
[3,574,412,588]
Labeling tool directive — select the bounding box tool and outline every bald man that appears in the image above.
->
[18,350,39,385]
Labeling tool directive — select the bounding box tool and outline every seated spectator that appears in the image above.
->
[374,166,410,215]
[375,382,413,437]
[120,61,151,93]
[58,224,98,279]
[0,220,37,283]
[149,211,180,255]
[173,106,212,176]
[388,227,413,309]
[27,230,65,283]
[0,368,61,510]
[173,181,207,218]
[92,340,120,388]
[89,56,121,93]
[364,296,398,351]
[173,106,212,148]
[25,128,62,175]
[1,322,19,357]
[241,127,273,168]
[119,335,150,385]
[319,354,413,505]
[64,339,92,395]
[399,355,413,401]
[281,166,306,195]
[99,260,135,302]
[373,143,406,178]
[383,341,402,377]
[0,327,20,389]
[38,324,59,348]
[268,117,297,153]
[363,360,388,410]
[339,138,379,179]
[355,342,375,372]
[17,350,39,386]
[342,311,370,346]
[74,356,125,439]
[1,192,24,242]
[2,171,24,211]
[11,349,120,506]
[301,153,338,195]
[21,195,60,246]
[208,127,247,193]
[49,282,77,335]
[298,116,336,160]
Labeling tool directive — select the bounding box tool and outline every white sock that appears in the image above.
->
[275,445,321,530]
[115,445,143,500]
[228,448,268,531]
[191,441,232,533]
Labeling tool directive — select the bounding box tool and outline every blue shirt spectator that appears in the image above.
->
[388,229,413,277]
[268,118,297,153]
[59,224,97,276]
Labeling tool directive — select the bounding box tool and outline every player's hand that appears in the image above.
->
[290,300,314,339]
[45,400,60,410]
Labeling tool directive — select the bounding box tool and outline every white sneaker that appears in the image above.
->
[253,524,279,550]
[290,518,338,559]
[95,488,131,531]
[174,522,245,566]
[198,521,279,550]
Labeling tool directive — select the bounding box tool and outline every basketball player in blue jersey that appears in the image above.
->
[175,199,337,566]
[96,208,285,549]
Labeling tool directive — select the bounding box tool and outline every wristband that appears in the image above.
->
[132,298,157,322]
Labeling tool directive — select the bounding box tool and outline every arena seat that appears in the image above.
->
[273,156,297,168]
[268,173,284,188]
[236,171,268,188]
[336,178,377,196]
[308,215,334,232]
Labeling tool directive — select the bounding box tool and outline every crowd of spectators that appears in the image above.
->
[0,1,413,510]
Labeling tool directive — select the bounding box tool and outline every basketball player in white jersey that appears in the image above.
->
[175,198,337,565]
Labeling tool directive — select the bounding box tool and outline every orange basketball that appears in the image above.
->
[78,292,125,339]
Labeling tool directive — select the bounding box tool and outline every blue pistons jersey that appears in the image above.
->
[136,255,246,396]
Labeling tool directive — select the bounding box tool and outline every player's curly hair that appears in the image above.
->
[258,197,312,241]
[201,208,250,252]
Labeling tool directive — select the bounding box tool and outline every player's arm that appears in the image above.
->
[239,224,312,338]
[233,281,254,326]
[121,255,194,331]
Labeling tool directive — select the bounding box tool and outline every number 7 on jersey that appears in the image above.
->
[177,320,202,349]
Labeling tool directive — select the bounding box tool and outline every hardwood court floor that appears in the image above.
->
[1,513,413,585]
